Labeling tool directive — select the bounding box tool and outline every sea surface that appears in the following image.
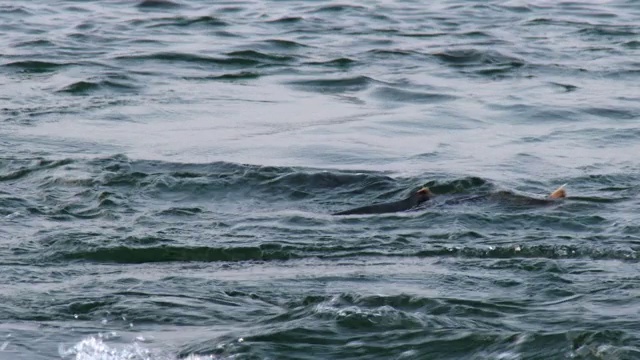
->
[1,1,639,359]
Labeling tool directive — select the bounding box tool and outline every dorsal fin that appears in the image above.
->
[548,183,567,199]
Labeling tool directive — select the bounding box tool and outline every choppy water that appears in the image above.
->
[1,1,639,359]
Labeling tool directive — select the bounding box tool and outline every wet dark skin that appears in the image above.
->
[332,187,433,215]
[332,184,566,216]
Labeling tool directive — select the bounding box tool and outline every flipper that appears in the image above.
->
[548,183,567,199]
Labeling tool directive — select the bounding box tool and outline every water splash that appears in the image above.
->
[58,336,215,360]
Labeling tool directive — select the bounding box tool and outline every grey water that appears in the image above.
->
[1,1,639,359]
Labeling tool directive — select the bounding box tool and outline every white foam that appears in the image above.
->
[58,336,216,360]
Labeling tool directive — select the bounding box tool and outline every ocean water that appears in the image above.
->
[1,1,639,359]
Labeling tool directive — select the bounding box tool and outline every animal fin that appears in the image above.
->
[548,183,567,199]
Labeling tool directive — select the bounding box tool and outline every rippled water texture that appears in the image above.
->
[1,1,639,359]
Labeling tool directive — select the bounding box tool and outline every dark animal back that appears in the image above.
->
[333,198,412,215]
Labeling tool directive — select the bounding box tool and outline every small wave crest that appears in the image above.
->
[53,244,297,263]
[59,335,212,360]
[285,76,377,93]
[432,49,525,76]
[45,241,638,265]
[58,79,138,95]
[136,0,182,9]
[3,60,71,73]
[371,86,458,104]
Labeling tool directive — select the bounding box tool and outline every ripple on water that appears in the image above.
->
[147,15,228,28]
[114,51,261,67]
[58,79,139,95]
[370,86,458,104]
[2,1,640,359]
[136,0,183,10]
[3,60,72,73]
[264,16,304,24]
[285,75,378,93]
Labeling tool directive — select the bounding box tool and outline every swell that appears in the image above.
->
[0,158,73,182]
[114,51,295,67]
[3,60,72,73]
[3,155,633,269]
[371,87,458,104]
[181,290,639,359]
[89,155,403,199]
[115,52,259,66]
[136,0,182,9]
[285,76,378,94]
[45,242,637,264]
[144,15,228,28]
[432,49,526,76]
[57,79,138,94]
[53,244,294,263]
[2,154,629,224]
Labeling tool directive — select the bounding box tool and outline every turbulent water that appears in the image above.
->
[1,1,639,359]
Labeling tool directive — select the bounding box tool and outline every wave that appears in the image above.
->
[184,71,261,81]
[13,39,56,48]
[114,52,262,67]
[45,241,637,264]
[0,158,73,182]
[180,291,639,359]
[146,15,228,28]
[3,60,71,73]
[58,79,138,94]
[431,49,526,76]
[371,87,458,104]
[61,335,212,360]
[0,5,30,15]
[305,58,356,67]
[225,50,296,63]
[265,16,304,24]
[54,244,297,263]
[3,155,632,267]
[285,76,378,93]
[623,40,640,49]
[309,4,369,13]
[1,154,625,219]
[578,26,638,37]
[261,39,309,49]
[365,49,426,58]
[136,0,182,9]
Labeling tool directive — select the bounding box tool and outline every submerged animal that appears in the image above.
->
[332,184,567,216]
[333,187,433,215]
[485,183,567,206]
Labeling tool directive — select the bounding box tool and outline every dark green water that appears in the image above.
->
[1,1,639,359]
